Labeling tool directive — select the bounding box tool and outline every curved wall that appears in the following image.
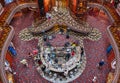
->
[107,26,120,83]
[0,26,15,83]
[5,3,37,25]
[88,3,114,24]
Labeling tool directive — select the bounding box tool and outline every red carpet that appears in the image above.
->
[10,10,112,83]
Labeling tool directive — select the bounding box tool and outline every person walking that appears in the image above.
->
[97,59,105,69]
[92,76,97,83]
[20,59,28,67]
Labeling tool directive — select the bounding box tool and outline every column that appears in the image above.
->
[38,0,45,16]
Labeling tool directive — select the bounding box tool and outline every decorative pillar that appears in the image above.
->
[51,0,56,7]
[38,0,45,16]
[73,0,77,13]
[44,0,50,12]
[66,0,69,8]
[69,0,77,13]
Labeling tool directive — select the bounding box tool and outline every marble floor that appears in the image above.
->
[10,10,111,83]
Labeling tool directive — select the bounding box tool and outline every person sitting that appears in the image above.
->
[54,58,58,63]
[43,35,47,41]
[38,59,42,65]
[46,13,52,20]
[51,53,56,59]
[67,48,71,52]
[67,28,70,32]
[64,42,70,47]
[64,70,68,76]
[59,28,64,34]
[45,67,50,73]
[46,42,51,47]
[66,34,69,39]
[65,53,71,61]
[48,35,53,40]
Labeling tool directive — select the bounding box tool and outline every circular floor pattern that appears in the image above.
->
[35,33,87,83]
[19,25,101,82]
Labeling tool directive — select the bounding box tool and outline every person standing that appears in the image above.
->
[28,52,33,59]
[80,47,84,61]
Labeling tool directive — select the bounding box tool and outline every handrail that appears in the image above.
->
[0,26,15,83]
[87,3,114,24]
[116,4,120,16]
[5,3,37,25]
[107,26,120,83]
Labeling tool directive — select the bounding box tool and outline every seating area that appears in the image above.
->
[33,31,87,82]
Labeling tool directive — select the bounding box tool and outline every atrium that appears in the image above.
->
[0,0,120,83]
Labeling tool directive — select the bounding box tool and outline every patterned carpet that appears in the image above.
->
[10,10,111,83]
